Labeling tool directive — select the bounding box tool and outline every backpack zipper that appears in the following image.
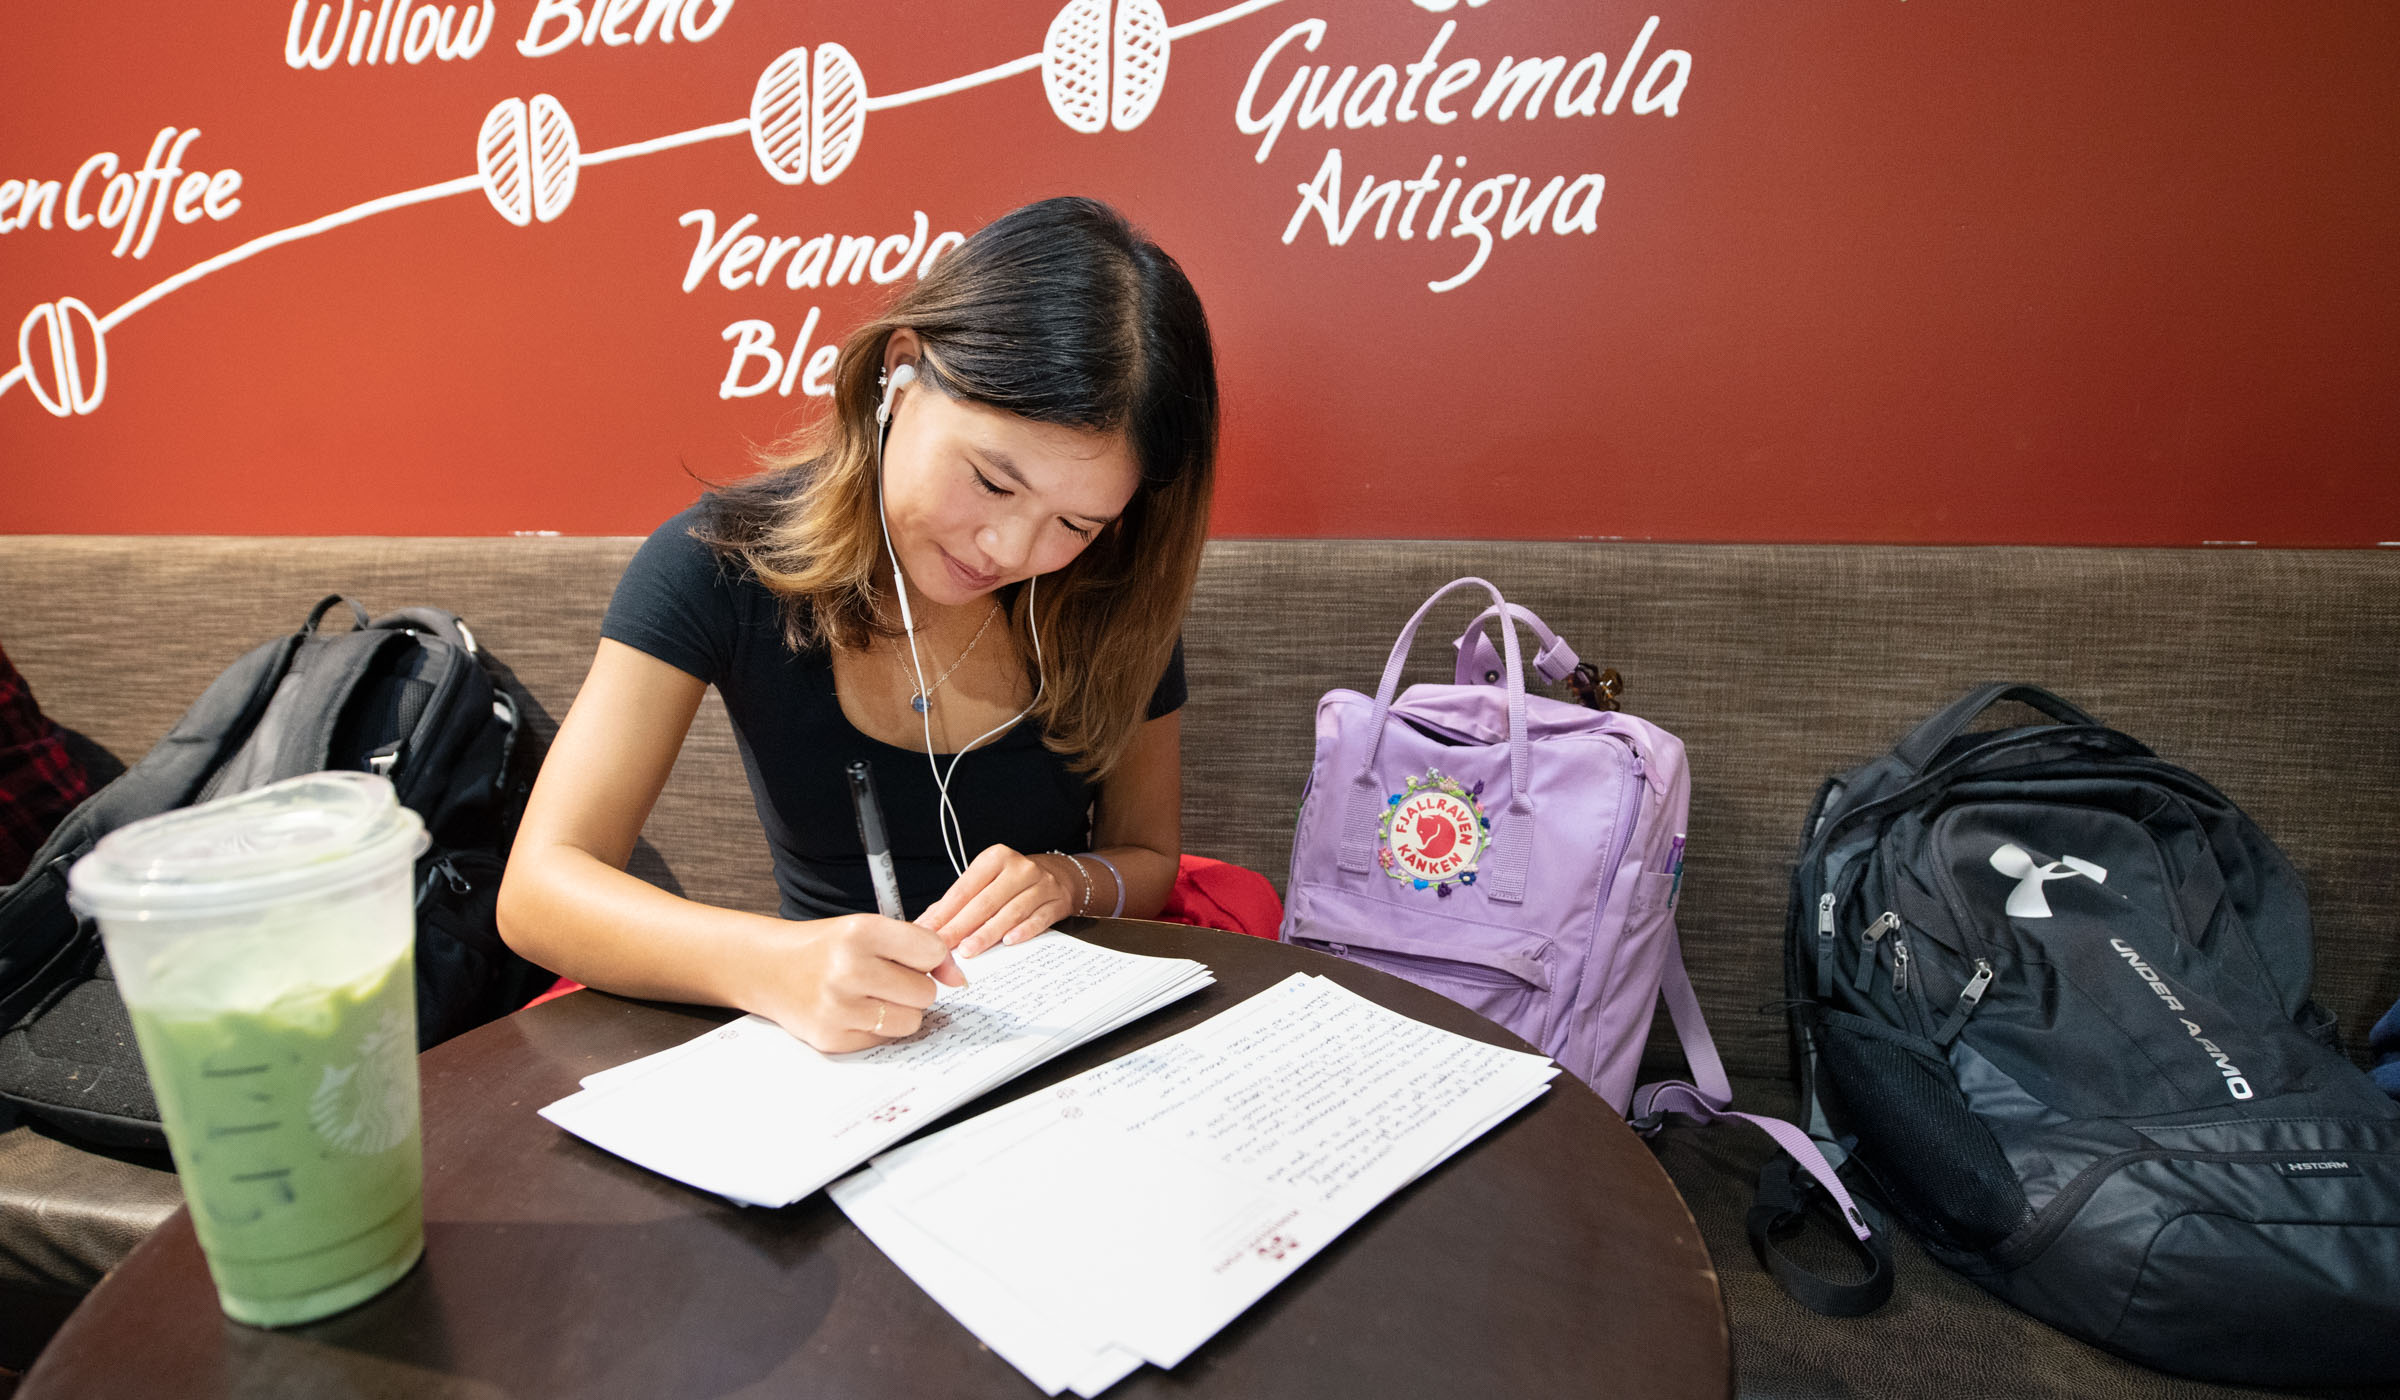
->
[1931,958,1994,1045]
[1888,933,1938,1037]
[1852,912,1898,993]
[419,853,472,901]
[1567,740,1652,1050]
[1816,893,1838,996]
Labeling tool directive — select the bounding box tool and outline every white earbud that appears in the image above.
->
[876,362,917,428]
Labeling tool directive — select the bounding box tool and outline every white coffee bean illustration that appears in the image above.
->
[477,94,579,226]
[1044,0,1171,134]
[748,45,865,186]
[17,297,106,417]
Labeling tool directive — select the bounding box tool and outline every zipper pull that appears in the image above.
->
[431,854,471,895]
[1814,893,1838,996]
[1934,958,1995,1045]
[1851,912,1899,993]
[1891,937,1910,994]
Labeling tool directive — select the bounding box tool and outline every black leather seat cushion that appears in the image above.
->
[0,1111,179,1293]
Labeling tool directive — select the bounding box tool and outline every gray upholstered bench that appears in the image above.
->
[2,535,2393,1396]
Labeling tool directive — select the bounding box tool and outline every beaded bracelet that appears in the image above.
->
[1084,852,1127,919]
[1051,851,1094,915]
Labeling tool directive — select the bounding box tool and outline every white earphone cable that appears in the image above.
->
[874,365,1046,880]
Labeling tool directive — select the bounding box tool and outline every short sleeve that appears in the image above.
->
[601,502,741,685]
[1145,635,1188,720]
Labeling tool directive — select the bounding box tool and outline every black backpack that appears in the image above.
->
[1776,683,2400,1387]
[0,595,554,1150]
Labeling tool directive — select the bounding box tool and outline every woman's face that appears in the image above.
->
[876,370,1138,609]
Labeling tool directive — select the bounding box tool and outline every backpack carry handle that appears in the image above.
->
[1336,578,1536,903]
[369,606,478,656]
[304,595,374,635]
[1452,603,1581,687]
[1892,682,2100,773]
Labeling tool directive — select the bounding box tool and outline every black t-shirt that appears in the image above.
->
[601,500,1185,921]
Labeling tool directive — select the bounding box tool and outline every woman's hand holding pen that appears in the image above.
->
[759,914,964,1053]
[919,845,1078,958]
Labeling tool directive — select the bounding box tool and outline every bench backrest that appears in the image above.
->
[4,535,2392,1081]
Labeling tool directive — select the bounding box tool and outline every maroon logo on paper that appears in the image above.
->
[1255,1233,1299,1262]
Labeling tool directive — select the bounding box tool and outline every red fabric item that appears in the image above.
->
[0,642,92,885]
[524,975,585,1009]
[1155,854,1284,939]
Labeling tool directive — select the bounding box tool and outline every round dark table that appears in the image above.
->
[23,920,1731,1399]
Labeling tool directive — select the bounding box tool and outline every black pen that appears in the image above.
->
[847,760,907,922]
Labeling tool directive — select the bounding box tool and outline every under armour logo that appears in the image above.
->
[1989,843,2107,918]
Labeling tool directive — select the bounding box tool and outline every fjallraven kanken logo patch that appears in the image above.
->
[1988,842,2107,918]
[1379,770,1489,895]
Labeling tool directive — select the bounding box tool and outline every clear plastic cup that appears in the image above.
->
[69,772,429,1327]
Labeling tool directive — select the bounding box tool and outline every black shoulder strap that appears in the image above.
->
[1748,1156,1896,1317]
[202,599,417,799]
[268,628,412,784]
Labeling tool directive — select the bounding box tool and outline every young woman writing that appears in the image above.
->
[496,197,1218,1054]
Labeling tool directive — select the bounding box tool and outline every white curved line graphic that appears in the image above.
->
[2,0,1285,409]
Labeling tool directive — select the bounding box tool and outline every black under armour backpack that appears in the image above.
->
[1776,683,2400,1387]
[0,595,555,1150]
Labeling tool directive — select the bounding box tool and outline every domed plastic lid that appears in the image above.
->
[69,771,429,920]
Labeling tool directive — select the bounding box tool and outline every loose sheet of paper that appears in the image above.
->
[831,973,1558,1396]
[538,933,1213,1207]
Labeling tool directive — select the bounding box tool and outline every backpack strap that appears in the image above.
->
[1631,939,1895,1315]
[1748,1155,1894,1317]
[305,594,373,634]
[1451,603,1580,686]
[0,630,304,1029]
[201,625,413,800]
[1891,682,2100,772]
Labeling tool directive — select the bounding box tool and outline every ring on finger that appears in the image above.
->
[874,1003,887,1035]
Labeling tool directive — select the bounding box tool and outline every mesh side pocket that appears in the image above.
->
[1815,1011,2031,1253]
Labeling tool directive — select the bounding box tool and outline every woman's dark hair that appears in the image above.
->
[700,196,1218,775]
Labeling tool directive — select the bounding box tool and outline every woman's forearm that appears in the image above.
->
[1090,843,1177,921]
[496,840,795,1014]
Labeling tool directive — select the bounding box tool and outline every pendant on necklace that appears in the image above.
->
[911,695,930,714]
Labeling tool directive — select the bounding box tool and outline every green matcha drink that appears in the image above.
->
[72,773,431,1327]
[129,941,424,1325]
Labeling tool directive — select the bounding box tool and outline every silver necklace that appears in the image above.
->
[900,604,1000,714]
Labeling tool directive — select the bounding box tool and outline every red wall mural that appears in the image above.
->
[2,1,2395,543]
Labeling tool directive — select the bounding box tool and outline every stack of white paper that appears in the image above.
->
[539,933,1214,1207]
[830,973,1560,1397]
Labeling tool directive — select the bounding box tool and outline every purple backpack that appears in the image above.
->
[1282,579,1887,1309]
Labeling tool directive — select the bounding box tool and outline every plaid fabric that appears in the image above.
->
[0,642,90,885]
